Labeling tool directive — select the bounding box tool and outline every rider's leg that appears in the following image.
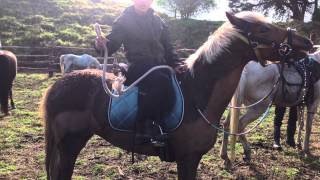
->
[274,106,286,147]
[126,63,173,144]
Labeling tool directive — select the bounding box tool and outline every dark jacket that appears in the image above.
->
[106,6,180,67]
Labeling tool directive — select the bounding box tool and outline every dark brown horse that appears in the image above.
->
[0,50,17,116]
[40,12,313,180]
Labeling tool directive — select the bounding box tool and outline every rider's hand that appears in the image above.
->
[95,36,108,51]
[174,62,188,74]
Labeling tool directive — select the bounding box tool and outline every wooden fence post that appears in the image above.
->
[48,46,56,78]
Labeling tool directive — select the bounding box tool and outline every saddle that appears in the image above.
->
[107,73,184,133]
[278,57,320,105]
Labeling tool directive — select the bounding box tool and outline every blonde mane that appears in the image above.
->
[185,11,269,70]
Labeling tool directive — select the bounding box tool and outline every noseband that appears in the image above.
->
[237,26,295,66]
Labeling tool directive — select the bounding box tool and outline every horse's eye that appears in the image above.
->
[259,26,270,33]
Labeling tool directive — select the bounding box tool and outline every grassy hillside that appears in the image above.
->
[0,0,127,47]
[1,0,318,50]
[168,19,223,49]
[0,0,222,49]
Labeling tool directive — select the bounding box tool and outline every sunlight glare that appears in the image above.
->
[111,0,159,9]
[112,0,131,4]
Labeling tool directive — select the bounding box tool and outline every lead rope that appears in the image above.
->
[228,78,279,109]
[197,99,273,136]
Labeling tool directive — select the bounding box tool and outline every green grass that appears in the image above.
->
[286,167,299,179]
[0,161,17,175]
[0,73,320,179]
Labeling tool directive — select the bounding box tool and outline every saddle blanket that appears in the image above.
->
[107,74,184,132]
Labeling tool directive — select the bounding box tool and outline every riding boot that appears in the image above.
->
[135,122,152,145]
[150,117,168,148]
[286,106,297,147]
[273,107,285,148]
[134,91,152,145]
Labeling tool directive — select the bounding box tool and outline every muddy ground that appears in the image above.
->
[0,73,319,179]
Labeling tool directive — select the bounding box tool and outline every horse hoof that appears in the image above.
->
[305,151,313,158]
[304,150,311,155]
[297,143,302,150]
[222,159,232,170]
[298,150,305,157]
[243,156,251,163]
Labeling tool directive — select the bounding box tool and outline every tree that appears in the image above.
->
[229,0,315,22]
[156,0,216,19]
[312,0,320,21]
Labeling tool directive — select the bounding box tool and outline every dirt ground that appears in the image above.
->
[0,73,319,180]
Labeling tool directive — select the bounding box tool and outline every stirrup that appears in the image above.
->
[151,140,166,147]
[151,122,168,147]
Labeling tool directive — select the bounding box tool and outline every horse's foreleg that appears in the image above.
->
[177,154,202,180]
[49,133,92,180]
[238,106,268,162]
[48,111,94,180]
[64,61,72,74]
[0,87,9,115]
[297,106,304,150]
[304,110,315,154]
[220,113,232,169]
[9,88,15,109]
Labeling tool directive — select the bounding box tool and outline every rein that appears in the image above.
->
[197,100,273,136]
[197,26,295,136]
[228,77,280,109]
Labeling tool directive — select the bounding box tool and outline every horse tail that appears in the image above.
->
[0,55,10,114]
[39,86,54,179]
[59,55,65,74]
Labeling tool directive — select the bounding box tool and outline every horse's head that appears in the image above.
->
[226,12,313,65]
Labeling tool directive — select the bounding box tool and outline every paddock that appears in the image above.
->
[0,72,319,179]
[0,45,319,179]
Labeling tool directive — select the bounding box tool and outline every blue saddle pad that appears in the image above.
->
[108,75,184,132]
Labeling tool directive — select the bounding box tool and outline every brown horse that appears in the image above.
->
[0,50,17,116]
[40,12,313,180]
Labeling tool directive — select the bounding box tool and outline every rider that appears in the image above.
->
[95,0,186,145]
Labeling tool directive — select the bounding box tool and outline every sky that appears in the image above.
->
[113,0,230,21]
[195,0,230,21]
[113,0,311,22]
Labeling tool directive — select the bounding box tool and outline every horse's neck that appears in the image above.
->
[182,42,250,121]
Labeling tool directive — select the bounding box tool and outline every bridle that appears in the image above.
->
[196,25,297,136]
[235,22,295,66]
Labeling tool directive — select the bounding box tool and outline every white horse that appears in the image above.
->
[59,54,101,74]
[220,50,320,168]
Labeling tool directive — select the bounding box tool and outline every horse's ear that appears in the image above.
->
[226,12,250,31]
